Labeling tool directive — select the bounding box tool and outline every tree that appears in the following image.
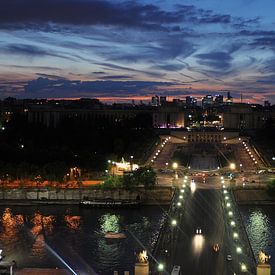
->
[131,166,156,190]
[266,179,275,196]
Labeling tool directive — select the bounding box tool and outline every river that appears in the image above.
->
[0,205,167,274]
[240,205,275,272]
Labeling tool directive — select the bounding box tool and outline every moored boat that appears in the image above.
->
[79,199,141,208]
[104,231,126,239]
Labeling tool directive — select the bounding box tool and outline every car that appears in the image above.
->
[171,265,181,275]
[213,244,220,252]
[227,254,232,261]
[196,228,202,234]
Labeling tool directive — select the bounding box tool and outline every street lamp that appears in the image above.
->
[236,247,242,254]
[171,219,177,226]
[172,162,178,169]
[158,263,165,271]
[230,163,236,170]
[241,263,247,272]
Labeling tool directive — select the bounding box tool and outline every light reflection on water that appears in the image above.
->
[240,206,275,270]
[0,205,166,274]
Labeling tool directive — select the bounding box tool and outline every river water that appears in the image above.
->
[240,205,275,272]
[0,205,167,274]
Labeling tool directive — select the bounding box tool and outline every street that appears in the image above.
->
[172,188,238,275]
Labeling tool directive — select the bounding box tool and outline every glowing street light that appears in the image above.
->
[180,189,185,193]
[226,202,231,208]
[179,195,183,199]
[236,247,242,254]
[233,232,238,239]
[241,263,247,272]
[230,163,236,170]
[177,202,182,207]
[158,263,165,271]
[230,221,236,227]
[228,211,233,217]
[172,162,178,169]
[171,219,177,226]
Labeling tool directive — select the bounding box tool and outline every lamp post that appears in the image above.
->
[130,155,134,172]
[172,162,178,181]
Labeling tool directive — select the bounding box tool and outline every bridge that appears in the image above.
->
[148,135,261,274]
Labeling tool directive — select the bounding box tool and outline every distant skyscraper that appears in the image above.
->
[202,95,213,108]
[226,92,233,104]
[215,94,223,104]
[151,95,160,106]
[160,96,167,105]
[186,96,197,107]
[264,100,271,107]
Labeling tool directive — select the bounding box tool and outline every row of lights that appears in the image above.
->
[151,137,171,164]
[222,180,247,273]
[157,175,189,272]
[242,141,258,166]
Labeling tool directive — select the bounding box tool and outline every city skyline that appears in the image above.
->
[1,0,275,103]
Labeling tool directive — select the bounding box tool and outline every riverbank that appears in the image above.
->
[233,188,275,205]
[0,186,173,205]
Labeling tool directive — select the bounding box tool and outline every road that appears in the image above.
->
[171,188,239,275]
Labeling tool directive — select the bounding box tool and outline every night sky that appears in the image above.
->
[1,0,275,103]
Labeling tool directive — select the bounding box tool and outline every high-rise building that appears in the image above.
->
[202,95,213,108]
[160,96,167,105]
[186,96,197,107]
[151,95,160,106]
[226,92,233,104]
[215,95,223,104]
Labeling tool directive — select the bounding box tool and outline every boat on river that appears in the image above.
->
[79,198,141,208]
[104,232,126,239]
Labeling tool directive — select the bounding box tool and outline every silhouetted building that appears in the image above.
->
[186,96,197,107]
[214,95,223,104]
[202,95,213,108]
[226,92,233,104]
[151,95,160,106]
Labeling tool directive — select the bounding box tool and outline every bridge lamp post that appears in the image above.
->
[233,232,238,239]
[236,246,242,254]
[157,263,165,272]
[241,263,247,272]
[171,219,177,227]
[172,162,178,181]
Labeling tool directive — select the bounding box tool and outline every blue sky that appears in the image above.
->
[0,0,275,103]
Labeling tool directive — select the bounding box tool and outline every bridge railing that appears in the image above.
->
[151,186,189,274]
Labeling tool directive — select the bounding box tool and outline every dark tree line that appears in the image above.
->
[0,113,157,181]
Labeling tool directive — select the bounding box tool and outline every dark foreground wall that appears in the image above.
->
[0,186,173,205]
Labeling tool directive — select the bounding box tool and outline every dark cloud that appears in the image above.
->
[0,43,76,61]
[195,52,233,70]
[98,75,134,80]
[238,30,275,36]
[95,62,165,78]
[151,63,185,71]
[23,77,174,98]
[250,37,275,47]
[0,0,255,32]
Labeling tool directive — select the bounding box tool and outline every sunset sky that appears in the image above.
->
[1,0,275,103]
